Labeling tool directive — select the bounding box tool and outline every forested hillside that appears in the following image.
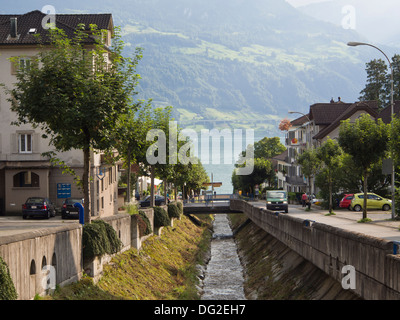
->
[1,0,377,136]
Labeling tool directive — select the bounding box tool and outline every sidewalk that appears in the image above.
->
[252,201,400,242]
[291,204,400,242]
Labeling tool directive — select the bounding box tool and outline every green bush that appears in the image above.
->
[176,201,183,214]
[138,210,152,236]
[82,220,122,261]
[0,256,18,300]
[167,202,181,219]
[153,206,170,229]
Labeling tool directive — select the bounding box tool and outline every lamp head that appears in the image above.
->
[347,41,367,47]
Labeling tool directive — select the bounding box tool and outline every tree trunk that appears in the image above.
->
[164,178,167,204]
[126,147,131,204]
[83,147,91,224]
[150,165,155,207]
[329,180,333,214]
[363,170,368,220]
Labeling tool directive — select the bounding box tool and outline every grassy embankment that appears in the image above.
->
[45,214,213,300]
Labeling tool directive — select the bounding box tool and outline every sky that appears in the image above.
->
[285,0,332,7]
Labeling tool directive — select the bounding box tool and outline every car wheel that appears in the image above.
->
[353,205,362,212]
[45,211,50,219]
[23,215,27,219]
[383,204,391,211]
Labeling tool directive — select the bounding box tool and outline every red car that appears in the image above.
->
[339,194,354,209]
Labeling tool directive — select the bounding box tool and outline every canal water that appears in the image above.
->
[201,214,246,300]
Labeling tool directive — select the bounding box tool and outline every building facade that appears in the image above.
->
[283,99,383,194]
[0,10,120,217]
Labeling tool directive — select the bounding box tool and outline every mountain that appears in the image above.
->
[0,0,387,138]
[297,0,400,48]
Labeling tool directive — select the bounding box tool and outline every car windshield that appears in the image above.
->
[267,191,286,198]
[26,198,45,204]
[65,198,83,204]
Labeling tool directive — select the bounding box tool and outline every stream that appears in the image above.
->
[201,214,246,300]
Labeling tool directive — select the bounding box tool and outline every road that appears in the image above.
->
[2,202,400,242]
[252,201,400,242]
[0,215,80,237]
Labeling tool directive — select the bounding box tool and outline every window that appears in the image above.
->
[19,133,32,153]
[13,171,40,188]
[11,57,32,74]
[19,57,31,71]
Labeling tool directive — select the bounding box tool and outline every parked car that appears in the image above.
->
[266,190,288,213]
[339,194,354,209]
[350,193,392,212]
[139,195,169,207]
[61,198,84,219]
[22,197,56,219]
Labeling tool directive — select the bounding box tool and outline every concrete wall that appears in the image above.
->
[0,207,159,299]
[230,199,400,300]
[0,224,83,300]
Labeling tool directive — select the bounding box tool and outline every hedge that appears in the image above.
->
[153,206,170,229]
[167,202,181,219]
[0,256,18,300]
[176,201,183,214]
[82,220,122,261]
[138,210,152,237]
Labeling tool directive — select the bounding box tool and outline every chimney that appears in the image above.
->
[10,18,17,38]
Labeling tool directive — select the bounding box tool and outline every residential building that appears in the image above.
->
[283,98,381,194]
[270,149,288,190]
[0,10,120,217]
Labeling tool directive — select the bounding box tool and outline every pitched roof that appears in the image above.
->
[290,114,310,126]
[271,149,288,162]
[0,10,113,46]
[378,101,400,124]
[309,102,353,125]
[309,100,379,126]
[313,101,379,140]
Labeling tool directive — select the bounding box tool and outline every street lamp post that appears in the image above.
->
[347,41,396,219]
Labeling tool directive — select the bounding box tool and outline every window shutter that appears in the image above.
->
[10,58,18,75]
[11,134,18,153]
[33,133,40,153]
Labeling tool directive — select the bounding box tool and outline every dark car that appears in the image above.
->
[22,197,56,219]
[139,195,169,207]
[61,198,84,219]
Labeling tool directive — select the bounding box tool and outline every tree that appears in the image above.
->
[385,54,400,104]
[9,26,142,223]
[359,59,388,109]
[338,114,389,220]
[232,158,272,194]
[316,139,343,214]
[296,148,321,195]
[114,100,153,203]
[254,137,286,159]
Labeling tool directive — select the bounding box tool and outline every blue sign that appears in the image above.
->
[57,183,71,199]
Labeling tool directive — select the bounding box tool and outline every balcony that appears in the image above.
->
[285,175,306,186]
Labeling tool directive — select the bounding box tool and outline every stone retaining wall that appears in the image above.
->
[230,199,400,300]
